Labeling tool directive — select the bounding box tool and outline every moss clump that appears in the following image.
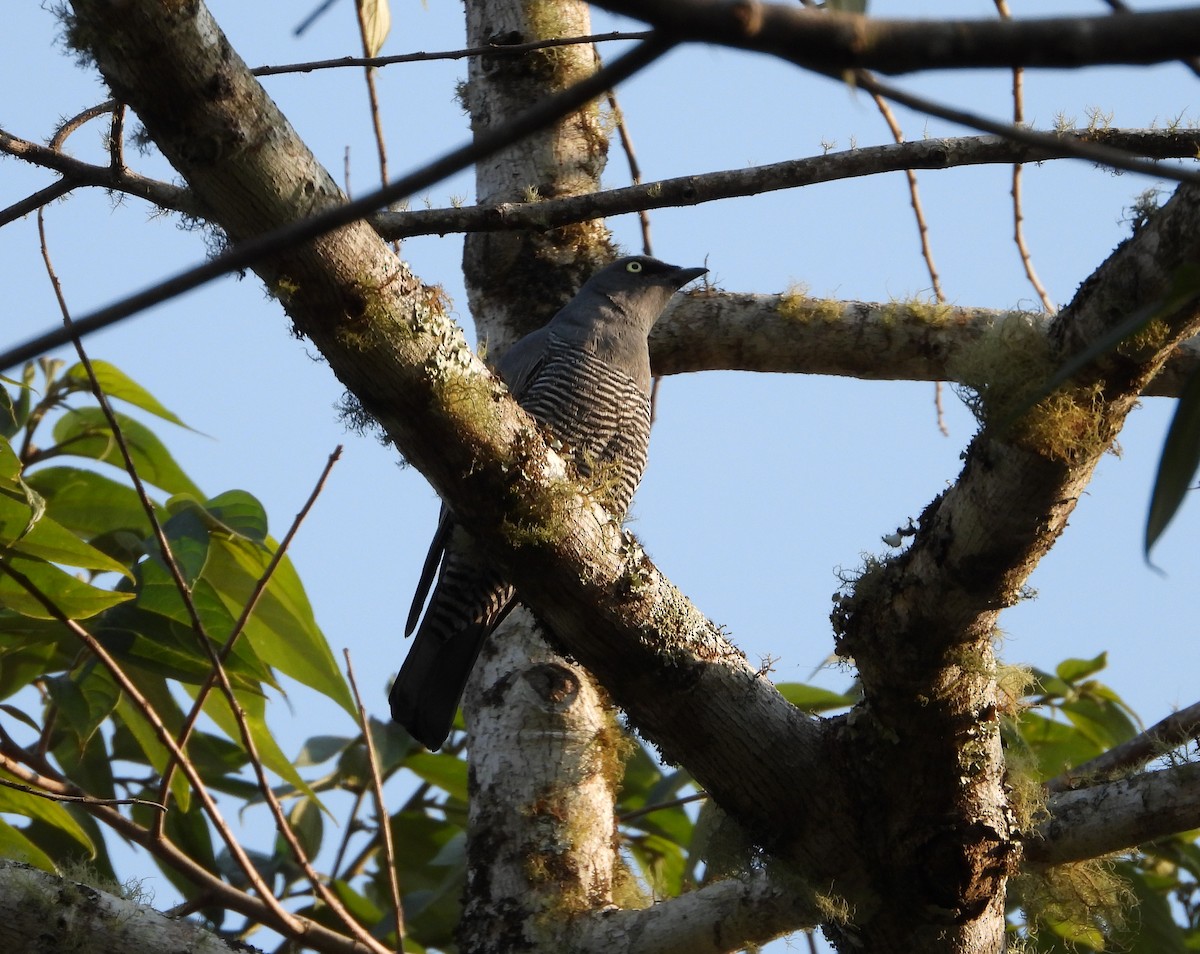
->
[951,312,1110,463]
[1116,317,1171,360]
[878,297,955,328]
[777,285,842,324]
[1012,859,1133,948]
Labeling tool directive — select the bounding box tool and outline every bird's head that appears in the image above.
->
[578,255,707,332]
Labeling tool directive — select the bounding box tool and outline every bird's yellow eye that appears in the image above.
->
[626,261,643,273]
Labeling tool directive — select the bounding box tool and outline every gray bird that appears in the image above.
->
[390,256,707,749]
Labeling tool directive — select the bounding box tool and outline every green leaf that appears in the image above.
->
[46,667,120,746]
[0,492,132,579]
[0,818,56,871]
[64,360,190,428]
[25,467,156,539]
[1056,653,1108,685]
[0,554,132,619]
[113,686,192,811]
[777,682,857,713]
[51,407,202,497]
[203,490,269,543]
[628,831,686,896]
[194,683,321,805]
[1116,861,1189,954]
[0,770,95,856]
[1061,695,1138,752]
[204,534,353,714]
[1016,711,1104,780]
[296,735,354,767]
[1146,365,1200,555]
[406,752,469,802]
[0,436,20,480]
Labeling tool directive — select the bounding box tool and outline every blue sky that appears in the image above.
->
[3,1,1198,949]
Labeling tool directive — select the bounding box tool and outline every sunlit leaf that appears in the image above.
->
[194,684,321,804]
[113,687,192,811]
[406,751,469,802]
[0,492,132,579]
[1062,696,1138,752]
[51,407,202,497]
[204,534,353,714]
[46,666,120,746]
[0,770,95,855]
[0,554,132,619]
[777,682,857,713]
[25,466,156,539]
[1016,711,1104,780]
[1056,653,1108,685]
[64,360,190,428]
[203,490,268,543]
[0,818,56,871]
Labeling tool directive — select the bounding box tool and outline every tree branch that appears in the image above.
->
[647,294,1200,398]
[581,865,828,953]
[0,861,262,954]
[374,129,1200,240]
[1030,761,1200,864]
[588,1,1200,75]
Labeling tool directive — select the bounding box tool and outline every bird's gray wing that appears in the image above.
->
[496,326,551,400]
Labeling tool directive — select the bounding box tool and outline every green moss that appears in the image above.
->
[777,285,843,324]
[1012,859,1133,947]
[1117,317,1171,359]
[950,312,1110,463]
[878,297,956,328]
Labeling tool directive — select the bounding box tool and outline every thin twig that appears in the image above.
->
[255,30,654,76]
[618,790,707,823]
[995,0,1055,314]
[49,101,114,153]
[157,446,343,830]
[345,650,405,947]
[353,0,391,191]
[0,775,166,811]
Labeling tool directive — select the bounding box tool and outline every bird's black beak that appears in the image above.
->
[670,265,708,288]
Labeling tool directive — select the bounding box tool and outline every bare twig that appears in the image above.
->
[0,775,165,811]
[353,0,391,192]
[255,30,654,76]
[345,651,405,946]
[364,128,1200,241]
[994,0,1055,314]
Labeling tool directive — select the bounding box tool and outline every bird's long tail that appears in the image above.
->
[390,551,516,750]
